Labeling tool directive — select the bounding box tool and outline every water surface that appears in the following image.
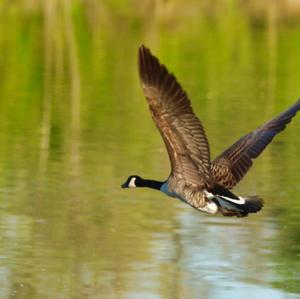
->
[0,2,300,298]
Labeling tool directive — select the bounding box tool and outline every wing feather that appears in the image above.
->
[138,45,212,189]
[212,100,300,188]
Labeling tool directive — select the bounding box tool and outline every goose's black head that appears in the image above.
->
[121,175,143,188]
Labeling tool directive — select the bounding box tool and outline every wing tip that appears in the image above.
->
[289,98,300,111]
[138,44,167,88]
[274,98,300,128]
[138,44,152,63]
[138,44,154,83]
[138,44,147,62]
[138,44,147,52]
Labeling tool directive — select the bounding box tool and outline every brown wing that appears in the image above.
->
[212,100,300,188]
[138,45,212,189]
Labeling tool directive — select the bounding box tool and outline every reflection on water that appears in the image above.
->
[0,1,300,298]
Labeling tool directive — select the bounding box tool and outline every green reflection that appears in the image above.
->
[0,1,299,298]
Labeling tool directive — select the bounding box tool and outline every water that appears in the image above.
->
[0,2,300,298]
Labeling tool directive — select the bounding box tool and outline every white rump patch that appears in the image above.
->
[128,177,136,188]
[199,201,218,214]
[219,195,246,205]
[204,190,215,200]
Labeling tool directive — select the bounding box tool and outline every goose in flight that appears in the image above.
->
[122,45,300,217]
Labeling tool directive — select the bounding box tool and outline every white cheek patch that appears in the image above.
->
[129,177,136,188]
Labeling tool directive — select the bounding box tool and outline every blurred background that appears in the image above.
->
[0,0,300,298]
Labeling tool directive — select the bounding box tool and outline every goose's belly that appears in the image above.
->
[160,182,218,214]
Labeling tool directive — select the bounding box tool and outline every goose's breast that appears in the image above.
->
[160,182,179,198]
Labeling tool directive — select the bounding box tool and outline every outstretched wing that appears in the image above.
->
[212,100,300,188]
[138,45,212,189]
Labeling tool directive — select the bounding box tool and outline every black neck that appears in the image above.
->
[139,179,164,190]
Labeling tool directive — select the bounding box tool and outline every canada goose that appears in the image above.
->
[121,45,300,217]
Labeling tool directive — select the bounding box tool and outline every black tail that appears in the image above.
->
[210,185,263,217]
[213,195,263,217]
